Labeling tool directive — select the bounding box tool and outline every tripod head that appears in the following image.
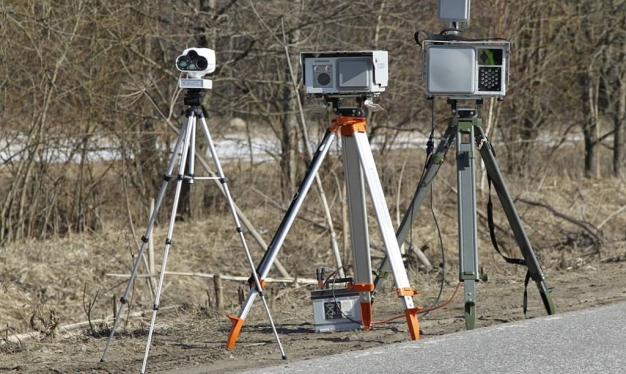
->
[448,98,481,118]
[182,89,208,118]
[327,95,384,118]
[183,89,206,107]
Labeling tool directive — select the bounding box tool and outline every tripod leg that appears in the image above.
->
[342,135,373,329]
[140,115,196,374]
[474,126,555,315]
[456,119,479,330]
[198,117,286,359]
[373,124,457,294]
[100,119,190,362]
[226,129,337,350]
[350,130,420,340]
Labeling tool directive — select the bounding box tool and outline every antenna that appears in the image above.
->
[439,0,471,31]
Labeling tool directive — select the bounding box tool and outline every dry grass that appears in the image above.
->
[1,141,625,340]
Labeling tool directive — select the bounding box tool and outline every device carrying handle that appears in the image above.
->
[414,29,512,50]
[414,30,476,46]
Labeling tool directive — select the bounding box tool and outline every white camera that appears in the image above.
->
[423,40,509,98]
[176,48,216,89]
[301,51,388,97]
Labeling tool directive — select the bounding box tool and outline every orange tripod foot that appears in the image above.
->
[360,302,372,330]
[405,308,420,340]
[226,315,245,350]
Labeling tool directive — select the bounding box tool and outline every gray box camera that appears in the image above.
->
[423,41,509,98]
[301,51,388,97]
[439,0,471,22]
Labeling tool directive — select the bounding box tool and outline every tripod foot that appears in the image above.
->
[538,283,556,315]
[404,308,420,340]
[360,302,372,330]
[226,315,245,350]
[464,302,476,330]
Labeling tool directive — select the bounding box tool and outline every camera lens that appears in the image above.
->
[196,57,208,70]
[317,73,331,86]
[177,58,189,69]
[188,50,198,59]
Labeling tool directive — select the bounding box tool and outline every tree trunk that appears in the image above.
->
[583,73,600,178]
[614,41,626,177]
[279,28,300,199]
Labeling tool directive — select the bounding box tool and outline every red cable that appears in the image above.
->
[371,282,462,325]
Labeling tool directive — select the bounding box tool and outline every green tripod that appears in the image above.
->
[373,100,555,329]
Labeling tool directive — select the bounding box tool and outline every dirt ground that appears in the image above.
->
[2,254,626,373]
[2,173,626,373]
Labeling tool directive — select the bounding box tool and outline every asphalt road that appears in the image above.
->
[241,302,626,374]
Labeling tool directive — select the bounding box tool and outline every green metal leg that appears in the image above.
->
[456,118,480,330]
[474,125,555,316]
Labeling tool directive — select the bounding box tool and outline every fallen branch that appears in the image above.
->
[252,187,343,231]
[370,242,433,272]
[1,305,179,345]
[516,198,605,244]
[105,271,318,285]
[597,204,626,230]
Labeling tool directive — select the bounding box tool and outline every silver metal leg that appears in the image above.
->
[373,124,457,294]
[140,114,196,373]
[226,129,337,349]
[350,129,419,339]
[100,119,190,363]
[342,134,373,327]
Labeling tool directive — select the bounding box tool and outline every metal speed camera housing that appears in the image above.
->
[301,51,388,97]
[423,40,510,98]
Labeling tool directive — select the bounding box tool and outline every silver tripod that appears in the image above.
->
[225,103,421,351]
[100,87,285,373]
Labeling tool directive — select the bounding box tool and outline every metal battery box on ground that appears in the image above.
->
[311,288,362,332]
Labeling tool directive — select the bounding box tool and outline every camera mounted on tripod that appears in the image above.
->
[176,48,215,90]
[301,50,388,118]
[421,39,510,99]
[416,0,510,100]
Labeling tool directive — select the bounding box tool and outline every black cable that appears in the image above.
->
[326,266,362,326]
[406,102,435,278]
[420,99,446,318]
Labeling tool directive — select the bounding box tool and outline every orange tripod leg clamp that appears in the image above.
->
[226,315,245,350]
[347,283,375,292]
[250,279,267,289]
